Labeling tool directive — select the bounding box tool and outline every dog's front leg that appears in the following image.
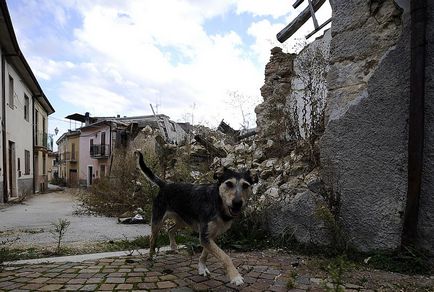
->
[199,224,243,285]
[204,240,243,285]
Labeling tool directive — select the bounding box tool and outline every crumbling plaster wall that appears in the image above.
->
[254,33,332,246]
[418,0,434,253]
[320,0,410,251]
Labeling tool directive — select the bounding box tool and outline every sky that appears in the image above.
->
[7,0,331,139]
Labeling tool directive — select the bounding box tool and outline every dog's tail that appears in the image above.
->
[134,150,165,188]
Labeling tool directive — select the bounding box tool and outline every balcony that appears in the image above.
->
[35,132,48,148]
[90,144,110,158]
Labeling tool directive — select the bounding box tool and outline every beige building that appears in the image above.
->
[34,100,50,192]
[46,151,58,182]
[56,130,80,187]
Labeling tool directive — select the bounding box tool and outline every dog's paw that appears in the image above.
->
[198,262,210,276]
[230,275,244,286]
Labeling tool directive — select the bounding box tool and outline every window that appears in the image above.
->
[8,75,14,108]
[35,110,39,144]
[71,143,76,160]
[90,139,94,155]
[101,132,106,155]
[17,158,21,177]
[24,95,29,121]
[100,164,106,177]
[24,150,30,175]
[43,155,46,175]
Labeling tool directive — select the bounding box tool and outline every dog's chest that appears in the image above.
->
[207,218,233,239]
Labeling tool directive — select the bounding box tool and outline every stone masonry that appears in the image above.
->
[320,0,410,251]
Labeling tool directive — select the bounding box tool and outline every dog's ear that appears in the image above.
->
[244,169,258,184]
[213,167,224,181]
[214,167,232,182]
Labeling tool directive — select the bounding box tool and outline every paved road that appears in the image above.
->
[1,249,432,291]
[0,191,151,247]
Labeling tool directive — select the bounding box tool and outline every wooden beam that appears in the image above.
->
[277,0,326,43]
[305,17,332,39]
[194,135,227,158]
[293,0,304,9]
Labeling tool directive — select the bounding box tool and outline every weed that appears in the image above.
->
[0,238,19,266]
[78,146,159,218]
[50,218,70,254]
[286,270,298,289]
[315,205,348,255]
[322,255,352,292]
[360,245,432,275]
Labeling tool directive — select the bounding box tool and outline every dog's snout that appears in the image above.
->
[232,199,243,210]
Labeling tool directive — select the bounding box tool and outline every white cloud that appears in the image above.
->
[10,0,332,133]
[236,0,292,18]
[60,82,132,116]
[28,57,75,80]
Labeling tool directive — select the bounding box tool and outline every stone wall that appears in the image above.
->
[418,0,434,252]
[253,33,332,246]
[320,0,410,251]
[255,47,297,158]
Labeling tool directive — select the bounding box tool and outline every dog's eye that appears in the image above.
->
[242,182,250,189]
[225,181,234,188]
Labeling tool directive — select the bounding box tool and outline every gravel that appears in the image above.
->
[0,190,151,247]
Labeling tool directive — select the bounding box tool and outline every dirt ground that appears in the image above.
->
[0,190,150,248]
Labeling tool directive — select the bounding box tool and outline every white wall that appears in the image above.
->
[5,62,34,194]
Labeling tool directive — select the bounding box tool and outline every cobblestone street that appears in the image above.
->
[0,249,432,291]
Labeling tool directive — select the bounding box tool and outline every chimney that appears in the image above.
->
[85,112,90,126]
[117,114,120,118]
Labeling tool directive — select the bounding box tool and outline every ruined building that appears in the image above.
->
[255,0,433,253]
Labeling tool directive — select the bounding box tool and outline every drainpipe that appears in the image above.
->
[32,96,35,194]
[1,52,7,203]
[108,123,112,176]
[402,0,426,246]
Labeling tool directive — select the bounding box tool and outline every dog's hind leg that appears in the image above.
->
[168,221,184,252]
[149,220,164,259]
[166,213,187,252]
[149,198,166,259]
[198,249,210,276]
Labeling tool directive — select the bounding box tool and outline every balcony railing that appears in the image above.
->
[90,144,110,158]
[35,132,48,148]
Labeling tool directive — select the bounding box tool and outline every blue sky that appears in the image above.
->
[6,0,331,139]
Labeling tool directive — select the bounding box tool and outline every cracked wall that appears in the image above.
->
[320,0,410,251]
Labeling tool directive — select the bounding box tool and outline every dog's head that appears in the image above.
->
[214,167,258,217]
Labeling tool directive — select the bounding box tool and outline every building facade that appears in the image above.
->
[46,151,58,182]
[56,131,80,187]
[78,122,112,186]
[0,1,54,203]
[34,99,50,193]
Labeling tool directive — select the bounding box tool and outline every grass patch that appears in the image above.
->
[354,246,432,275]
[0,231,200,263]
